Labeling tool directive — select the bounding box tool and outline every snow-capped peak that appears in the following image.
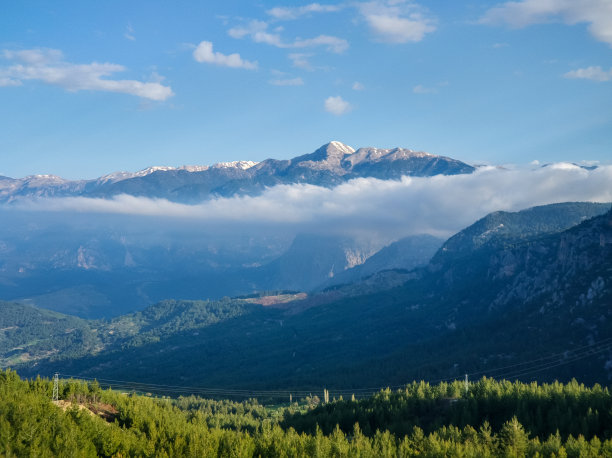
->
[178,165,210,172]
[329,140,355,155]
[134,166,177,176]
[24,174,69,184]
[212,161,258,170]
[97,162,257,184]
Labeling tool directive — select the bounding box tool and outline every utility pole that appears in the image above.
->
[52,373,59,402]
[464,374,468,396]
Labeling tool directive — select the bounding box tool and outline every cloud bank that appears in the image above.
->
[11,164,612,241]
[0,49,173,101]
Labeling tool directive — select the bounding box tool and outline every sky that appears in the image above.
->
[1,0,611,179]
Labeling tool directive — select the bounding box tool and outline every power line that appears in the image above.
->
[56,337,612,399]
[467,337,612,378]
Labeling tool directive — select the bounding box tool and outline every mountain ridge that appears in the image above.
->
[0,141,475,203]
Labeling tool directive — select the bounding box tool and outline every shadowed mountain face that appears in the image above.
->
[5,203,612,388]
[430,202,612,267]
[0,141,475,203]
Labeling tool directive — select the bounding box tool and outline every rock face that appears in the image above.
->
[0,141,475,203]
[252,234,380,292]
[319,234,444,289]
[486,207,612,314]
[413,205,612,356]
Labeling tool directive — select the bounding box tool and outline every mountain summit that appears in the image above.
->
[291,141,356,171]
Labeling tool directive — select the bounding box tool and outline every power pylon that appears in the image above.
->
[52,373,59,402]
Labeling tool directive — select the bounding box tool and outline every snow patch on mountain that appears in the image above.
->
[97,162,257,184]
[329,140,355,155]
[212,161,258,170]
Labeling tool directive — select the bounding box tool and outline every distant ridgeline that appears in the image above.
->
[2,201,611,389]
[0,141,474,203]
[1,370,611,456]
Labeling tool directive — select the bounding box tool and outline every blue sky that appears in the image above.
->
[1,0,611,179]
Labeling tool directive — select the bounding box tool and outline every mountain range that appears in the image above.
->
[0,141,474,203]
[3,201,610,389]
[0,141,474,317]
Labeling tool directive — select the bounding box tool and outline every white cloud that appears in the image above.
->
[358,1,437,43]
[563,66,612,82]
[480,0,612,46]
[352,81,365,90]
[0,48,173,100]
[324,95,352,115]
[269,77,304,86]
[267,3,343,20]
[11,164,612,241]
[193,41,258,69]
[228,20,348,53]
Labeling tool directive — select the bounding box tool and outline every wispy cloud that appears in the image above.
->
[193,41,258,69]
[288,52,313,70]
[352,81,365,90]
[357,1,437,43]
[324,95,352,115]
[11,164,612,241]
[267,3,343,20]
[228,20,348,53]
[413,84,437,94]
[564,66,612,82]
[269,77,304,86]
[229,20,284,46]
[480,0,612,47]
[124,23,136,41]
[0,48,174,100]
[293,35,349,53]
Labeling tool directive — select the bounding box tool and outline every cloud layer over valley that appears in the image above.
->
[8,163,612,243]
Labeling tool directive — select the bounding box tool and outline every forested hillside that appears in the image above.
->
[3,204,611,390]
[1,370,611,457]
